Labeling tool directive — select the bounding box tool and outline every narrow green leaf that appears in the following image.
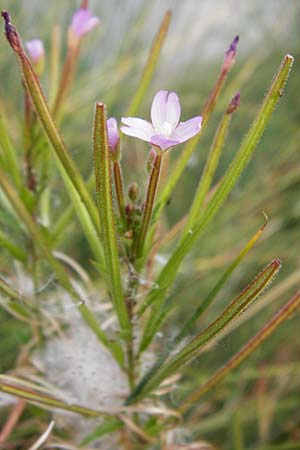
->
[59,167,106,274]
[179,290,300,414]
[184,93,240,234]
[128,260,281,403]
[0,276,37,323]
[0,228,27,262]
[138,54,293,352]
[1,14,102,245]
[0,166,121,362]
[0,110,22,188]
[80,418,123,447]
[126,11,172,116]
[175,214,268,342]
[0,376,105,418]
[93,103,130,337]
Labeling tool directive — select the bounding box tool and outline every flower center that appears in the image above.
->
[155,121,173,137]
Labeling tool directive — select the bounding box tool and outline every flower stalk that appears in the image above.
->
[133,148,163,260]
[113,160,126,222]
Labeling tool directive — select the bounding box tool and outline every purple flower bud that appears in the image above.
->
[70,7,100,40]
[26,39,44,64]
[223,35,239,72]
[107,117,120,157]
[1,10,22,54]
[226,92,241,114]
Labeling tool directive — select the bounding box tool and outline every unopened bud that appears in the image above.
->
[1,11,22,54]
[107,117,120,160]
[223,35,239,72]
[26,39,45,75]
[128,182,139,202]
[68,6,100,46]
[226,92,241,114]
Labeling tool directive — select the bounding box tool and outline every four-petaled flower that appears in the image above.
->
[70,7,100,39]
[107,117,120,157]
[121,90,202,151]
[25,39,44,63]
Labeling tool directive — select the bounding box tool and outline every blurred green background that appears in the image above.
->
[0,1,300,449]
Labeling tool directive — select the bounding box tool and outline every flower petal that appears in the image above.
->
[165,92,181,128]
[71,8,100,38]
[121,117,154,142]
[150,135,180,151]
[107,117,119,153]
[170,116,202,143]
[151,90,168,129]
[25,39,44,63]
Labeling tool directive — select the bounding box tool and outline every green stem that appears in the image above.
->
[52,43,80,117]
[134,149,163,260]
[113,160,126,222]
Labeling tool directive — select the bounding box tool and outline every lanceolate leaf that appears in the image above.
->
[175,214,268,342]
[179,290,300,414]
[128,260,281,403]
[93,103,130,337]
[184,93,240,234]
[138,54,293,353]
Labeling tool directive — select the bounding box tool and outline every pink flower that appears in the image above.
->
[25,39,44,64]
[107,117,120,155]
[121,90,202,151]
[70,8,100,39]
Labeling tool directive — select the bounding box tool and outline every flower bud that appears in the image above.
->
[128,182,139,202]
[26,39,45,75]
[107,117,120,160]
[226,92,241,114]
[223,35,239,73]
[69,7,100,45]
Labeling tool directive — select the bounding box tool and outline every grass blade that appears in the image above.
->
[93,103,130,337]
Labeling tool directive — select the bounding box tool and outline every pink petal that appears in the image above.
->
[151,90,168,129]
[107,117,119,153]
[26,39,44,63]
[71,8,100,38]
[170,116,202,143]
[150,135,180,151]
[121,117,154,142]
[165,92,181,127]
